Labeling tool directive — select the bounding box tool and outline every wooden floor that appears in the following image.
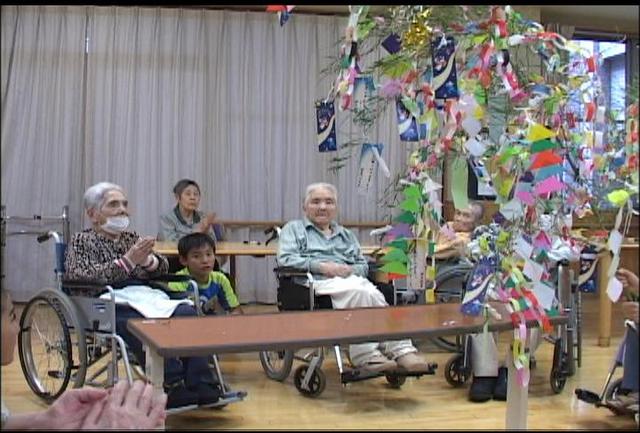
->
[2,293,638,430]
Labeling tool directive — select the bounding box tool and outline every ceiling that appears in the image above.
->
[208,5,639,36]
[539,5,638,35]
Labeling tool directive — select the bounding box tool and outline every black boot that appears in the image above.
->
[493,366,508,401]
[469,376,497,402]
[165,380,199,409]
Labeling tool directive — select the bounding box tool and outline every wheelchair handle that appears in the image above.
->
[37,230,62,244]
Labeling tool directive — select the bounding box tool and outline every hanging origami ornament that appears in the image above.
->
[381,33,402,54]
[315,100,337,152]
[401,8,431,50]
[265,5,295,26]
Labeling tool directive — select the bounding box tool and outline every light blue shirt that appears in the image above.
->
[277,217,369,280]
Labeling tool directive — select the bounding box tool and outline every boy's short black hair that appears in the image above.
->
[177,232,216,257]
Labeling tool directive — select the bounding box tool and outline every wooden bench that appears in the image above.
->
[128,303,567,429]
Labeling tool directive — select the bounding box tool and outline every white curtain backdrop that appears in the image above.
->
[2,5,413,303]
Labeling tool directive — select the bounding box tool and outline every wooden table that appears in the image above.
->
[129,303,566,429]
[597,241,639,347]
[154,241,382,281]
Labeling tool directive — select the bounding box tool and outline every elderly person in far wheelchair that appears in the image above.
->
[64,182,222,409]
[610,268,639,413]
[277,182,432,373]
[412,201,515,403]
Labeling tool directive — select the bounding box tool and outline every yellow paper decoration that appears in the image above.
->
[425,288,436,304]
[607,190,630,207]
[527,123,556,142]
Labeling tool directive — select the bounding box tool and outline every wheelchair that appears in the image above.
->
[441,258,582,394]
[17,230,246,414]
[576,321,639,422]
[258,263,437,398]
[408,258,474,353]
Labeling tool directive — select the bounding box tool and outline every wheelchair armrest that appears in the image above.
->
[61,279,111,297]
[274,267,311,278]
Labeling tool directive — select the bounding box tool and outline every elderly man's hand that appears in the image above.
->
[616,268,639,296]
[319,262,353,278]
[81,380,166,429]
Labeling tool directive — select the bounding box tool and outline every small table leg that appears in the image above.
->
[144,344,164,392]
[143,345,166,429]
[229,256,237,288]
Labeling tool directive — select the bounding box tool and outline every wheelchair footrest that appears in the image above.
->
[341,368,385,383]
[166,390,248,414]
[201,390,248,408]
[404,362,438,376]
[341,363,438,383]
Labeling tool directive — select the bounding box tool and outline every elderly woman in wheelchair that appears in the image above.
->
[21,182,225,411]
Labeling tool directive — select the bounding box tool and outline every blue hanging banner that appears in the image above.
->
[431,35,459,100]
[461,258,494,316]
[395,99,427,142]
[578,245,598,293]
[316,100,337,152]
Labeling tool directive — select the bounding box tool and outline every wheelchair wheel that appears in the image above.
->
[550,339,567,394]
[385,373,406,389]
[293,364,326,397]
[444,353,471,387]
[18,289,87,402]
[18,295,72,402]
[604,378,627,415]
[259,349,294,382]
[550,367,567,394]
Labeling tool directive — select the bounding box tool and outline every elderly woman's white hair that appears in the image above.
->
[83,182,125,211]
[304,182,338,205]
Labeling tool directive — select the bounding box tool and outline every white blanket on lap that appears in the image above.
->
[313,275,387,309]
[99,285,193,318]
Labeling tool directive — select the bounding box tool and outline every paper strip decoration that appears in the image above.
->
[451,156,469,210]
[431,36,459,99]
[356,143,383,195]
[408,239,428,290]
[316,100,337,152]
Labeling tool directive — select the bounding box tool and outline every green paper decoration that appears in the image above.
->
[379,261,409,275]
[403,184,422,199]
[394,211,417,224]
[530,139,558,153]
[386,238,410,251]
[399,198,421,213]
[380,248,409,263]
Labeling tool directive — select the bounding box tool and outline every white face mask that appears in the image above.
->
[101,215,130,234]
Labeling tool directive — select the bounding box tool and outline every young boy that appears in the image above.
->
[169,232,243,315]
